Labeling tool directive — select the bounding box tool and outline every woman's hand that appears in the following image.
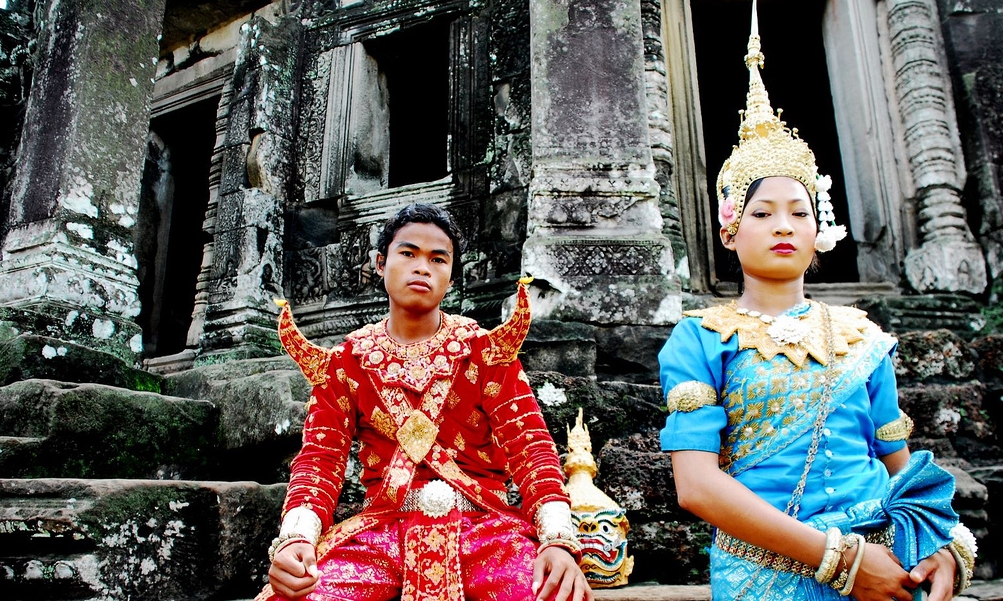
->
[840,542,916,601]
[532,546,593,601]
[268,541,320,600]
[909,547,958,601]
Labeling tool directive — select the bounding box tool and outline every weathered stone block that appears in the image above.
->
[522,320,597,377]
[0,479,284,601]
[529,372,664,453]
[164,356,307,482]
[893,329,977,383]
[854,295,986,336]
[594,324,671,384]
[0,330,160,391]
[971,334,1003,385]
[0,380,217,479]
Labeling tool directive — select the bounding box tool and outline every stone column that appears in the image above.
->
[0,0,167,361]
[526,0,680,325]
[195,14,301,361]
[888,0,987,294]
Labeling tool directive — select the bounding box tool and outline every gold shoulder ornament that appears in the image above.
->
[685,302,882,368]
[481,278,532,366]
[275,299,333,386]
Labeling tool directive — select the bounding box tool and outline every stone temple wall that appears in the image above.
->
[936,0,1003,312]
[0,0,1002,599]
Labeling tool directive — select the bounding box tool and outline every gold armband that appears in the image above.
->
[666,381,717,414]
[875,411,913,442]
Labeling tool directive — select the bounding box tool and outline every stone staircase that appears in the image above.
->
[1,325,1000,600]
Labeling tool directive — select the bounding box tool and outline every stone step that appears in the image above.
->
[0,478,285,601]
[1,554,104,600]
[593,583,710,600]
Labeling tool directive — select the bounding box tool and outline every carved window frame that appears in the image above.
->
[302,3,489,211]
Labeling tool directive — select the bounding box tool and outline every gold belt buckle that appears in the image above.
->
[417,480,456,518]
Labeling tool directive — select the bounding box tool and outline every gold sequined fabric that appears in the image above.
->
[347,313,477,393]
[666,380,718,414]
[276,301,334,386]
[686,302,889,368]
[875,411,914,442]
[482,280,532,366]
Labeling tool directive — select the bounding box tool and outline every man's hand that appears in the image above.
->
[532,546,593,601]
[909,547,958,601]
[268,541,320,600]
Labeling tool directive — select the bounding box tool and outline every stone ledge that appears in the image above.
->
[589,581,1003,601]
[592,584,710,601]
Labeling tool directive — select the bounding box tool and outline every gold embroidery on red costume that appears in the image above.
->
[275,300,332,386]
[482,280,532,366]
[267,285,572,601]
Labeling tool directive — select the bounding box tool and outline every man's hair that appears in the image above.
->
[375,203,466,280]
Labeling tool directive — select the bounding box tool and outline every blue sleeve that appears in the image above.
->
[868,352,908,457]
[658,317,731,453]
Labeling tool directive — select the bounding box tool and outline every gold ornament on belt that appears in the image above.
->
[563,408,634,588]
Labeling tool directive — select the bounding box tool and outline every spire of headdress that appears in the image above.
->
[715,0,846,251]
[481,278,533,366]
[275,299,332,386]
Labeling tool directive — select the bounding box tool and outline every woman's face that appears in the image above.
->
[721,176,817,283]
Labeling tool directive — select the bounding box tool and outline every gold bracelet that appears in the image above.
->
[814,527,844,584]
[948,523,977,595]
[838,534,866,596]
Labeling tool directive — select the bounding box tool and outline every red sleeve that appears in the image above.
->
[282,349,358,531]
[481,355,570,521]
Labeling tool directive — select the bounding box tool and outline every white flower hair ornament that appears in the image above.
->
[813,174,846,252]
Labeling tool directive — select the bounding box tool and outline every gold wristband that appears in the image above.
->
[948,523,977,595]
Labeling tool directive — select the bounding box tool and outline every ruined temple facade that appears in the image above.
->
[0,0,1000,368]
[1,1,1002,598]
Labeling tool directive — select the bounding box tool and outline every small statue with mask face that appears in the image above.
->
[564,408,634,588]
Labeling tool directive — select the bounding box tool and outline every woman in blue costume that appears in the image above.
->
[658,3,976,600]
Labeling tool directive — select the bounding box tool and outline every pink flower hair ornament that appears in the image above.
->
[718,195,738,230]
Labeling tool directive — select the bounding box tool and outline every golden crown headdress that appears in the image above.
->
[716,0,846,252]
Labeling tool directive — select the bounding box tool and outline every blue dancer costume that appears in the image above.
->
[658,2,976,597]
[659,301,964,599]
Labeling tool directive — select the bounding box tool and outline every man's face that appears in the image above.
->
[376,222,455,316]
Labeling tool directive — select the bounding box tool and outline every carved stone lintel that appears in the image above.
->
[522,237,681,325]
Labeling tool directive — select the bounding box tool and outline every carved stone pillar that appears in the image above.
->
[526,0,680,325]
[195,15,301,361]
[888,0,987,294]
[0,0,167,361]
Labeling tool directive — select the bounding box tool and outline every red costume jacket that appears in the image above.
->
[277,283,571,556]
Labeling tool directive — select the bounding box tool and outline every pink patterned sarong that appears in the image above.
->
[259,511,541,601]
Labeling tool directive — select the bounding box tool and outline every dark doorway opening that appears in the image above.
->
[691,0,858,284]
[364,18,451,188]
[136,96,217,357]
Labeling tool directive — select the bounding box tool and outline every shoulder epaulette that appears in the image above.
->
[481,278,532,366]
[275,299,333,386]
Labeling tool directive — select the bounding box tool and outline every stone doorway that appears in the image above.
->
[690,0,859,285]
[135,96,217,357]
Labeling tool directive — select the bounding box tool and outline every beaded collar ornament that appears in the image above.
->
[716,0,847,252]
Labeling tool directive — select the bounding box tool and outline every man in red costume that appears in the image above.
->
[258,203,592,601]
